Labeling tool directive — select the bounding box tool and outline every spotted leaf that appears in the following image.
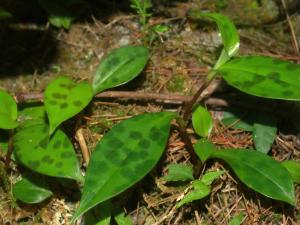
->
[12,173,53,204]
[190,12,239,57]
[0,90,18,129]
[44,76,93,135]
[211,149,295,205]
[216,56,300,100]
[72,112,177,222]
[92,46,149,94]
[14,124,83,182]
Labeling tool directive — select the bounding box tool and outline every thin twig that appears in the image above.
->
[280,0,299,55]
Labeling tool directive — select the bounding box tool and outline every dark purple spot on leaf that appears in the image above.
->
[73,101,82,107]
[55,162,63,168]
[267,72,280,80]
[285,63,299,71]
[60,103,68,109]
[138,139,151,148]
[39,136,49,149]
[282,90,293,96]
[129,131,142,139]
[42,155,54,164]
[52,93,62,98]
[61,152,73,158]
[53,140,61,149]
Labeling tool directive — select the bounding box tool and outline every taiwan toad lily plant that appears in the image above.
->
[0,12,299,225]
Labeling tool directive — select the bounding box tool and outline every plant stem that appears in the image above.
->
[182,70,217,121]
[5,130,14,168]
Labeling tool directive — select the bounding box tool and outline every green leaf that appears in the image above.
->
[194,139,216,163]
[14,124,83,182]
[114,211,133,225]
[216,56,300,100]
[38,0,83,28]
[222,110,254,132]
[200,170,223,186]
[93,46,149,94]
[44,76,93,135]
[72,112,177,222]
[0,90,18,129]
[18,106,47,128]
[163,164,194,182]
[211,149,295,205]
[192,105,213,137]
[253,118,277,154]
[0,8,12,20]
[176,180,210,208]
[12,174,53,204]
[228,213,244,225]
[190,12,239,57]
[282,160,300,184]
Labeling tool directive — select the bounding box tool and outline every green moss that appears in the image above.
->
[166,75,186,93]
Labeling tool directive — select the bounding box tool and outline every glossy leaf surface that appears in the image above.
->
[253,119,277,154]
[0,90,18,129]
[163,164,194,182]
[176,180,210,208]
[212,149,295,205]
[93,46,149,94]
[217,56,300,100]
[72,112,177,221]
[190,12,239,57]
[12,174,53,204]
[194,139,216,162]
[14,124,83,181]
[282,160,300,184]
[192,105,213,137]
[44,76,93,135]
[18,106,47,128]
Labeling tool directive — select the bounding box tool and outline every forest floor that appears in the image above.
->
[0,0,300,224]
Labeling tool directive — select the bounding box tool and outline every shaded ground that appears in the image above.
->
[0,0,300,224]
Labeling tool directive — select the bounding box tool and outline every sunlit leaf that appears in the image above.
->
[282,160,300,184]
[201,170,223,186]
[192,105,213,137]
[228,213,244,225]
[93,46,149,94]
[114,211,133,225]
[72,112,177,222]
[163,164,194,182]
[14,124,83,182]
[18,106,47,128]
[216,56,300,100]
[194,139,216,163]
[0,90,18,129]
[190,12,239,57]
[211,149,295,205]
[44,76,93,135]
[176,180,210,208]
[253,118,277,154]
[12,174,53,204]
